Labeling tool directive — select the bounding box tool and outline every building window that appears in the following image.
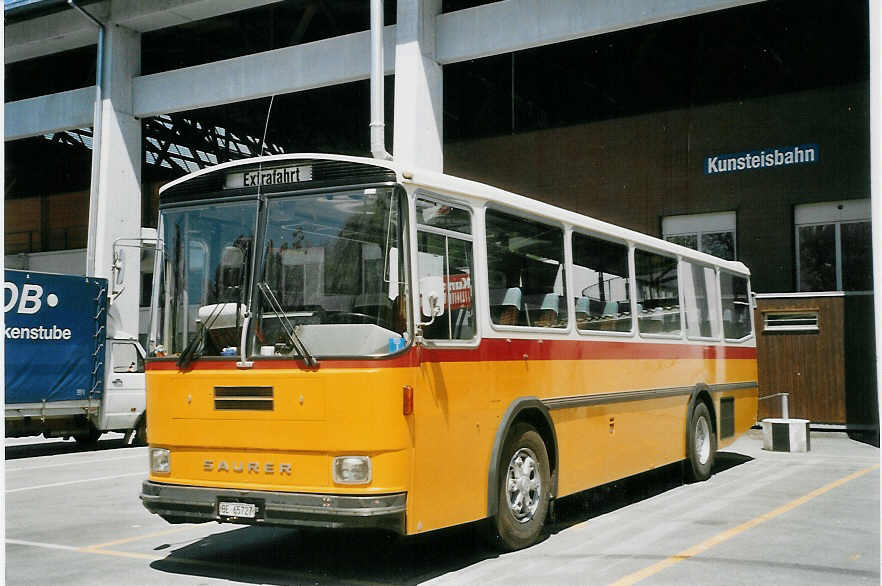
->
[662,211,736,260]
[795,200,871,292]
[763,311,819,333]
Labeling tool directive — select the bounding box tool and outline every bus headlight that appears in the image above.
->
[333,456,371,484]
[150,448,170,474]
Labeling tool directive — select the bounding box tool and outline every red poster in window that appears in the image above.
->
[445,273,472,310]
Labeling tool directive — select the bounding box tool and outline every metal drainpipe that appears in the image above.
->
[370,0,392,160]
[67,0,105,277]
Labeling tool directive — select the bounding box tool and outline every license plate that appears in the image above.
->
[219,501,257,519]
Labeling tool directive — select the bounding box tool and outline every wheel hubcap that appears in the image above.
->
[506,447,542,523]
[695,415,711,465]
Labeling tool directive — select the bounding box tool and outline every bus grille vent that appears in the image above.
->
[720,397,735,438]
[214,386,274,411]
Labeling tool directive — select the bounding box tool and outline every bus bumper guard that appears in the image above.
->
[141,480,406,534]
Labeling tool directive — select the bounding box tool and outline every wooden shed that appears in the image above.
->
[754,293,846,424]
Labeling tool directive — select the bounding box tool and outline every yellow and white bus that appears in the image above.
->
[140,154,757,550]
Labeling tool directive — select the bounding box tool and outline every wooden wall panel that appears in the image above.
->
[755,296,845,423]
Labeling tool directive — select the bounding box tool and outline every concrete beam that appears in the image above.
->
[5,87,95,140]
[5,2,109,63]
[393,0,443,171]
[133,25,396,118]
[88,24,142,335]
[7,0,767,132]
[110,0,284,33]
[5,0,283,63]
[436,0,765,64]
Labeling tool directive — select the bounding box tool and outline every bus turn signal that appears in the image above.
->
[403,385,414,415]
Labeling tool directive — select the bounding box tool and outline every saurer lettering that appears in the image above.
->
[204,460,292,474]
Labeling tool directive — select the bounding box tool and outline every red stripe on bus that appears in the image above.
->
[146,339,756,371]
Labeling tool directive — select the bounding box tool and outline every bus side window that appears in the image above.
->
[416,198,476,341]
[635,249,681,336]
[485,209,567,329]
[720,272,752,340]
[682,261,721,340]
[571,232,631,333]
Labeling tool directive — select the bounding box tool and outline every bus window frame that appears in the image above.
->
[720,269,756,344]
[633,245,685,341]
[483,203,572,335]
[570,228,635,338]
[244,182,414,361]
[413,190,480,348]
[679,258,724,343]
[151,197,261,358]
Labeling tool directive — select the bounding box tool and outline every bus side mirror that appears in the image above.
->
[419,276,445,319]
[113,249,126,288]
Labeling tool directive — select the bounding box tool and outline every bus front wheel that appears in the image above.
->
[686,401,716,482]
[491,423,550,551]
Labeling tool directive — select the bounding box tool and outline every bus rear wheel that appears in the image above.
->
[686,402,716,482]
[491,423,550,551]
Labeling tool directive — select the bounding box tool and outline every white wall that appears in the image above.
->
[5,249,86,274]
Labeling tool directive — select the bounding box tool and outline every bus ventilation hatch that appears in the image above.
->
[214,386,274,411]
[720,397,735,438]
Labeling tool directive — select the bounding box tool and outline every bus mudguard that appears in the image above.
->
[486,397,559,518]
[687,383,717,438]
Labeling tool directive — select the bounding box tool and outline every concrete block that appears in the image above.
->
[761,418,811,452]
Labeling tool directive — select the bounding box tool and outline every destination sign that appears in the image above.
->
[225,165,313,189]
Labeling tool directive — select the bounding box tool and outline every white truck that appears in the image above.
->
[4,269,147,444]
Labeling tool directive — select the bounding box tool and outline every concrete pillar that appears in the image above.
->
[393,0,443,172]
[87,23,142,337]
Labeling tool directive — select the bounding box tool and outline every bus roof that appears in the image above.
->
[159,153,751,276]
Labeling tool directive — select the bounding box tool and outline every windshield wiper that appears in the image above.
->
[257,282,319,368]
[177,302,227,369]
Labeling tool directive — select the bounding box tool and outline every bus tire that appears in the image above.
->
[491,423,550,551]
[686,401,716,482]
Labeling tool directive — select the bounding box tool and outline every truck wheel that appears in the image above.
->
[73,424,100,445]
[132,416,147,446]
[491,423,550,551]
[686,402,716,482]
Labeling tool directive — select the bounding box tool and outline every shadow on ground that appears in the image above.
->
[149,452,753,585]
[5,435,133,460]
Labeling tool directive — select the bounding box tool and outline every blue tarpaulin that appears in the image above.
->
[4,270,107,405]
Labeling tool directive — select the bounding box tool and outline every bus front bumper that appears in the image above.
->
[141,480,406,534]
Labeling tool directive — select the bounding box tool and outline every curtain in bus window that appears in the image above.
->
[635,249,680,335]
[485,210,567,328]
[571,232,631,332]
[720,272,751,340]
[682,262,721,339]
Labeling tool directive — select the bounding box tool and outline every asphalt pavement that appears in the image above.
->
[4,429,879,585]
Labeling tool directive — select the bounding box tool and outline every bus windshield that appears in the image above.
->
[155,187,408,360]
[157,200,257,357]
[255,187,407,357]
